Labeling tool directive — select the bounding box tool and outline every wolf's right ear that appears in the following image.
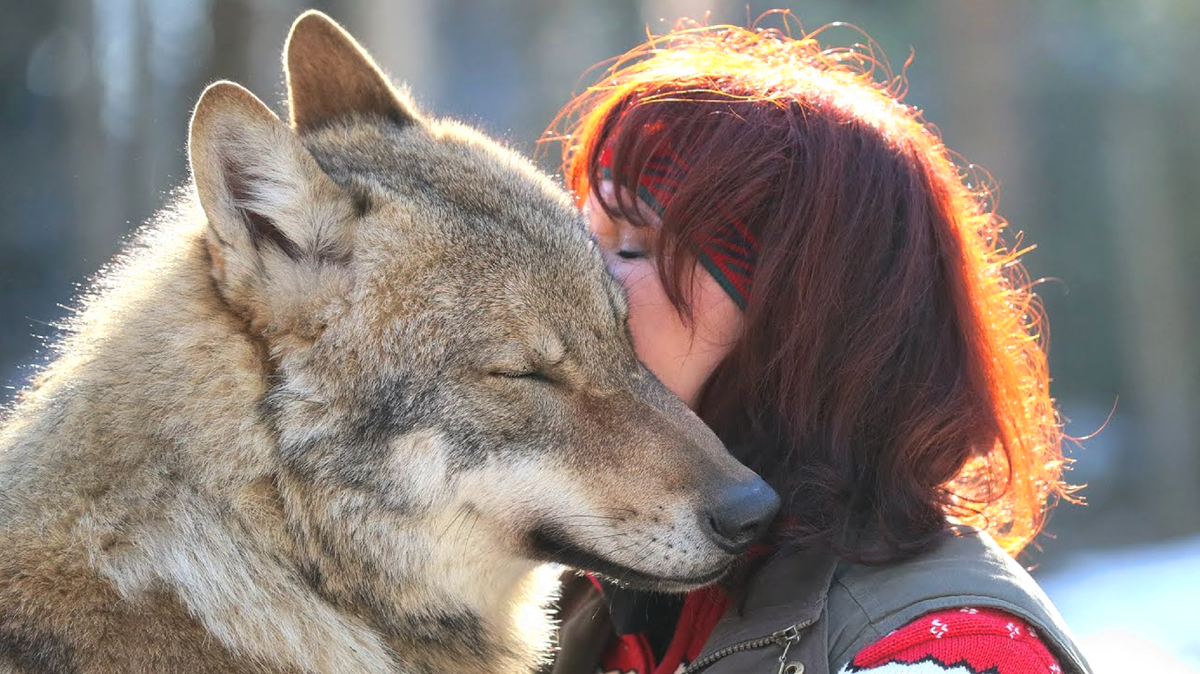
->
[188,81,355,325]
[284,11,420,132]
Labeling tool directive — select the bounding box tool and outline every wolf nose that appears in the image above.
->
[703,478,781,554]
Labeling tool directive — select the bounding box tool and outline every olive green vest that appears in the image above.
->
[826,527,1089,670]
[690,527,1092,674]
[551,527,1093,674]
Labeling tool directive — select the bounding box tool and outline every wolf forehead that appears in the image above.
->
[301,115,590,257]
[294,115,627,336]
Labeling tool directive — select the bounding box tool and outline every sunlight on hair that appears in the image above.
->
[548,10,1081,559]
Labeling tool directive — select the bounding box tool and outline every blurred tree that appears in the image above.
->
[1,0,75,389]
[1103,78,1200,538]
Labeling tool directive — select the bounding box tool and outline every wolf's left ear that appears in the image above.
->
[285,11,420,131]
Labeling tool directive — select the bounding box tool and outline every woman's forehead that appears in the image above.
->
[591,179,662,228]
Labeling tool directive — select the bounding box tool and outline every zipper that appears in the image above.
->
[681,618,815,674]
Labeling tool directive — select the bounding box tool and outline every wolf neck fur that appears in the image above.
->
[282,465,558,673]
[19,211,555,674]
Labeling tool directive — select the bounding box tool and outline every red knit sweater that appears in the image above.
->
[597,590,1062,674]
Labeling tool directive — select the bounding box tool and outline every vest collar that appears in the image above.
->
[696,545,839,656]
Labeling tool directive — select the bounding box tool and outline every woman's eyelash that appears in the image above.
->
[617,249,646,260]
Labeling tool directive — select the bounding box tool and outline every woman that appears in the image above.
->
[547,16,1091,674]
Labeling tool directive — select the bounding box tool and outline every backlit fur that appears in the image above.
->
[0,12,760,674]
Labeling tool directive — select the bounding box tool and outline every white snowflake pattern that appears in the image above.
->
[1006,622,1022,639]
[929,618,949,639]
[1050,665,1062,673]
[958,607,979,615]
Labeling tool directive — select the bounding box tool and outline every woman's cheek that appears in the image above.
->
[615,261,696,398]
[617,261,674,332]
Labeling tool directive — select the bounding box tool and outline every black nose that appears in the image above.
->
[702,477,781,554]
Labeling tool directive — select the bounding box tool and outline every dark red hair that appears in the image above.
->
[550,16,1076,560]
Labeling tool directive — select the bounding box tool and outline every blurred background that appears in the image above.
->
[1,0,1197,668]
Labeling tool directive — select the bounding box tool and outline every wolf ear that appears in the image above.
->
[284,10,419,131]
[188,81,354,322]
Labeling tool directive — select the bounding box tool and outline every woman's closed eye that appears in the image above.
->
[617,249,647,260]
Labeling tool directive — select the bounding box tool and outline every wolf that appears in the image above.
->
[0,11,778,674]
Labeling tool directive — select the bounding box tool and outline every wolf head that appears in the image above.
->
[188,12,778,597]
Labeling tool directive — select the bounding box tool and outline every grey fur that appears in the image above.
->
[0,11,766,674]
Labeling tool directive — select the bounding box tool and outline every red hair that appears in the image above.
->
[550,16,1076,560]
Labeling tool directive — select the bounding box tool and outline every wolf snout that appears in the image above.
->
[701,477,780,554]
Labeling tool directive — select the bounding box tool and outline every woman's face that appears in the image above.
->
[585,182,743,409]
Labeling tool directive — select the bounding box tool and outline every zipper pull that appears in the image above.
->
[773,626,802,674]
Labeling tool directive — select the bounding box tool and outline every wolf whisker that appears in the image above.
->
[561,514,625,522]
[437,504,469,543]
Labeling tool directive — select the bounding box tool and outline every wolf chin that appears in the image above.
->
[0,11,778,674]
